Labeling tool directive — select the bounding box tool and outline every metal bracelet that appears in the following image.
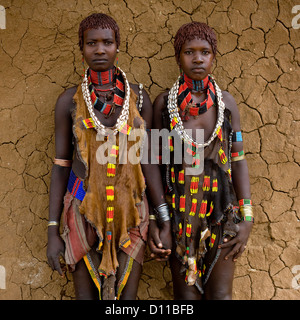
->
[48,221,60,227]
[154,203,170,225]
[53,158,72,167]
[239,205,254,218]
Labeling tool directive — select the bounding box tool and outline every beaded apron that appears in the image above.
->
[69,69,147,299]
[163,76,239,292]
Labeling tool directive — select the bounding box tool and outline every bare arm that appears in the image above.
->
[129,85,171,259]
[140,90,167,208]
[47,87,76,275]
[223,92,251,199]
[220,91,253,261]
[145,92,172,260]
[130,84,168,208]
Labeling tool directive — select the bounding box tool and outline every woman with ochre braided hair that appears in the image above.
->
[147,22,253,299]
[47,13,152,300]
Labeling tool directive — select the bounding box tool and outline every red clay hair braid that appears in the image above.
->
[174,22,217,63]
[78,13,120,51]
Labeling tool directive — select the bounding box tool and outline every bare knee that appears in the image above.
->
[117,252,141,300]
[204,286,232,300]
[73,259,98,300]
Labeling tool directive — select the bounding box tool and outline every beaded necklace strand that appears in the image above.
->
[178,74,216,120]
[183,73,209,92]
[167,74,225,148]
[90,68,114,85]
[88,68,125,118]
[82,67,130,136]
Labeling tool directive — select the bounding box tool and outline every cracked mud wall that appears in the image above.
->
[0,0,299,300]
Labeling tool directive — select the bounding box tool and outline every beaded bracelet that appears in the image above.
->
[239,199,252,206]
[241,216,254,223]
[240,206,254,223]
[149,215,156,221]
[232,131,243,142]
[239,199,254,223]
[231,150,245,162]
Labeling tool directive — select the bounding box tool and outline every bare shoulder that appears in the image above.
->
[129,83,140,96]
[55,86,78,115]
[222,90,241,131]
[153,91,169,112]
[153,90,169,129]
[222,91,238,113]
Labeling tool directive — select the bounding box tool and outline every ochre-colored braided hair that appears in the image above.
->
[78,13,120,51]
[174,21,217,63]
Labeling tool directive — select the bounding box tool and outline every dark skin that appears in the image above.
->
[148,38,252,299]
[47,27,153,300]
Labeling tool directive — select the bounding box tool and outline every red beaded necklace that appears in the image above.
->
[88,68,125,117]
[178,74,216,120]
[90,68,114,86]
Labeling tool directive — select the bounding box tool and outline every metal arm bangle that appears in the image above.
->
[154,203,170,225]
[48,221,60,227]
[53,158,72,167]
[239,205,254,218]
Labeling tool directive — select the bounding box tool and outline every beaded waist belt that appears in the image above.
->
[67,170,86,201]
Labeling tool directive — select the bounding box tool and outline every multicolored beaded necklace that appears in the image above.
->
[88,67,125,118]
[178,74,216,120]
[167,74,225,149]
[183,73,209,92]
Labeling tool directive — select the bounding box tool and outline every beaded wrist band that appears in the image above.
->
[53,158,72,167]
[239,199,252,206]
[154,203,170,225]
[231,150,245,162]
[232,131,243,142]
[241,216,254,223]
[149,215,156,221]
[239,199,254,223]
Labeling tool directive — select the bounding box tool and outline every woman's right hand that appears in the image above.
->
[148,220,172,261]
[47,229,66,277]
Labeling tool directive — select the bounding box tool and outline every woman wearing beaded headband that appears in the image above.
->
[47,13,152,300]
[147,22,253,299]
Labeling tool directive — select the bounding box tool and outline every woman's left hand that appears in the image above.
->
[219,221,253,262]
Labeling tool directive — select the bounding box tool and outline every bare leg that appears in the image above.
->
[72,258,99,300]
[116,251,142,300]
[204,246,235,300]
[169,253,202,300]
[72,251,142,300]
